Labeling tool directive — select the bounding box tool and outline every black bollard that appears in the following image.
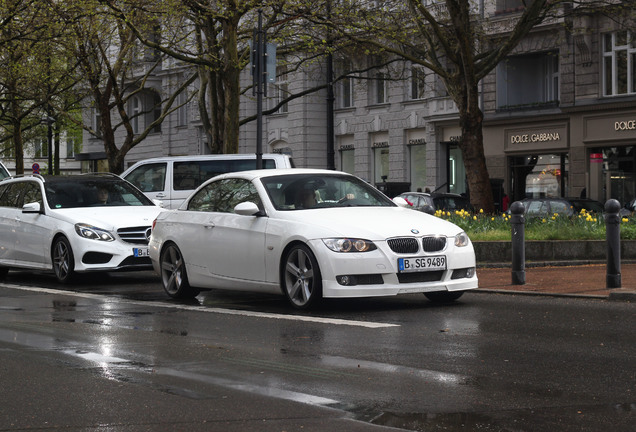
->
[510,201,526,285]
[604,199,621,289]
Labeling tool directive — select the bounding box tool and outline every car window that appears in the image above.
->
[0,164,8,179]
[124,163,166,192]
[45,177,154,208]
[188,178,261,213]
[550,200,570,215]
[0,183,24,208]
[22,182,43,207]
[525,200,546,216]
[173,159,278,191]
[262,174,394,210]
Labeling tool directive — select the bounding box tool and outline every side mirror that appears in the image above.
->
[393,197,409,208]
[22,202,42,214]
[234,201,261,216]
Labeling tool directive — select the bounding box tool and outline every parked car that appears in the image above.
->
[122,153,295,209]
[149,169,478,309]
[520,197,600,218]
[0,173,163,283]
[0,161,9,180]
[397,191,474,213]
[564,197,605,214]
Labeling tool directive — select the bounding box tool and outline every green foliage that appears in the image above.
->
[434,208,636,241]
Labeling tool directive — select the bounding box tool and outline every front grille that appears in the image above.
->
[422,236,447,252]
[117,226,152,245]
[387,238,419,254]
[397,271,444,283]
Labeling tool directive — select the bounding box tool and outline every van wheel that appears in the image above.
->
[52,237,75,284]
[160,243,200,299]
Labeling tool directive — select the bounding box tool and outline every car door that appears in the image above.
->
[185,178,268,284]
[0,182,21,263]
[14,181,50,266]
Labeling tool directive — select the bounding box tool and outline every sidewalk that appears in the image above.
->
[477,262,636,300]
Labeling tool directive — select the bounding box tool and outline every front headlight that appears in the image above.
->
[75,223,115,242]
[454,231,470,247]
[323,238,377,253]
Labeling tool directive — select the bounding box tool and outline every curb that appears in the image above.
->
[608,288,636,302]
[476,288,636,302]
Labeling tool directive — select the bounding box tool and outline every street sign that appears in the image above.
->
[32,163,40,174]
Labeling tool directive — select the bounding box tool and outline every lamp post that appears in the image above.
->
[42,114,54,175]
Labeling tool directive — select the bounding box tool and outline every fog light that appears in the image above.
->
[466,267,476,278]
[336,275,357,286]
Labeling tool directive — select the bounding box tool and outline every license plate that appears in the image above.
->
[398,255,446,272]
[133,247,149,258]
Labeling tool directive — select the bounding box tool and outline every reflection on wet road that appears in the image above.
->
[0,271,634,431]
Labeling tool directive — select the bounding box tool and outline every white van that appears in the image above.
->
[121,153,295,209]
[0,161,9,180]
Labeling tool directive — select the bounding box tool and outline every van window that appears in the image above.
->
[173,159,277,191]
[125,163,166,192]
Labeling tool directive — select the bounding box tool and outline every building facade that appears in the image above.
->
[78,4,636,210]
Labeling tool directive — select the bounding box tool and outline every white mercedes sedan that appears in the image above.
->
[149,169,478,309]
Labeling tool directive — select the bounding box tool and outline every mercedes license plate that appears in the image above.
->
[133,247,149,258]
[398,255,446,272]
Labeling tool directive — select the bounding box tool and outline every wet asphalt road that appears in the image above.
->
[0,270,634,431]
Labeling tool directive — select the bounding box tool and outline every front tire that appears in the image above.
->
[425,291,464,303]
[52,237,75,284]
[282,244,322,309]
[160,243,200,299]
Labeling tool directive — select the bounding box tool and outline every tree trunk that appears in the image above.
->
[458,92,495,213]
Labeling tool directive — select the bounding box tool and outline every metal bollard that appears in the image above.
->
[510,201,526,285]
[604,199,621,289]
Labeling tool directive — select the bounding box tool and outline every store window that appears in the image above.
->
[510,153,568,200]
[340,148,355,174]
[448,144,467,195]
[603,30,636,96]
[374,146,389,184]
[589,146,636,205]
[497,51,559,109]
[410,144,426,191]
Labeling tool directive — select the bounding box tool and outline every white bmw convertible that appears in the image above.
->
[149,169,478,309]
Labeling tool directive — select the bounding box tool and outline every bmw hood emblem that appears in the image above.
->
[411,229,419,234]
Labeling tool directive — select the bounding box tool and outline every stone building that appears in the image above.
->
[79,3,636,209]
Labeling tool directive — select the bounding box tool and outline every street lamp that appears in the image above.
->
[42,114,54,174]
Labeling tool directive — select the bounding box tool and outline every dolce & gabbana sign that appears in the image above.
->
[510,132,560,144]
[615,120,636,131]
[505,124,567,150]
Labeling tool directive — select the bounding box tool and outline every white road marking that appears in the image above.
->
[0,283,399,328]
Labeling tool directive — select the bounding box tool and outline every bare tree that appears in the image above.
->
[54,0,195,174]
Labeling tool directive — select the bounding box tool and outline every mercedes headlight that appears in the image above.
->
[323,238,377,253]
[75,223,115,242]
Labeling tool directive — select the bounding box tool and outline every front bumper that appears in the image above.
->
[308,238,478,298]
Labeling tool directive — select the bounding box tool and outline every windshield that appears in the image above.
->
[0,163,8,180]
[44,176,155,209]
[261,173,394,210]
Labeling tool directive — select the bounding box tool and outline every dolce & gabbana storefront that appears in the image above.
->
[501,122,570,202]
[581,111,636,206]
[485,109,636,208]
